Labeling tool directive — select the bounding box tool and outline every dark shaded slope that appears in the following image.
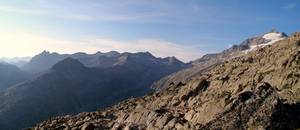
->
[0,53,185,130]
[0,63,27,91]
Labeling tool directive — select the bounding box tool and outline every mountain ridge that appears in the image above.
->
[30,31,300,130]
[151,31,288,90]
[0,51,186,130]
[22,51,186,74]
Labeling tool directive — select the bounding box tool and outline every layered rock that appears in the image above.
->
[31,33,300,130]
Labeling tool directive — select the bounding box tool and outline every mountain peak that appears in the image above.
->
[105,51,120,57]
[163,56,185,65]
[262,31,287,40]
[134,52,154,58]
[40,50,50,55]
[107,51,119,54]
[231,30,288,52]
[118,52,154,60]
[37,50,61,57]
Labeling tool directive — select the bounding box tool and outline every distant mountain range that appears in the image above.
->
[0,51,187,130]
[22,51,186,74]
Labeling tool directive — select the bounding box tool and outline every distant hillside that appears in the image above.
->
[0,52,187,130]
[0,63,27,91]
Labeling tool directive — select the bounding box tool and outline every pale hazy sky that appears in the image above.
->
[0,0,299,61]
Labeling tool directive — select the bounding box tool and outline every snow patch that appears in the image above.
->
[244,32,285,52]
[263,32,284,41]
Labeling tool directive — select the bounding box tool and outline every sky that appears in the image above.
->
[0,0,299,62]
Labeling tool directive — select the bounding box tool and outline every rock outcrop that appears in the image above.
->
[31,32,300,130]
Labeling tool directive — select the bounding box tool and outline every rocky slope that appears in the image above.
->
[151,30,288,90]
[0,52,186,130]
[31,32,300,130]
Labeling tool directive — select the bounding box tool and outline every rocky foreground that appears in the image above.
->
[30,32,300,130]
